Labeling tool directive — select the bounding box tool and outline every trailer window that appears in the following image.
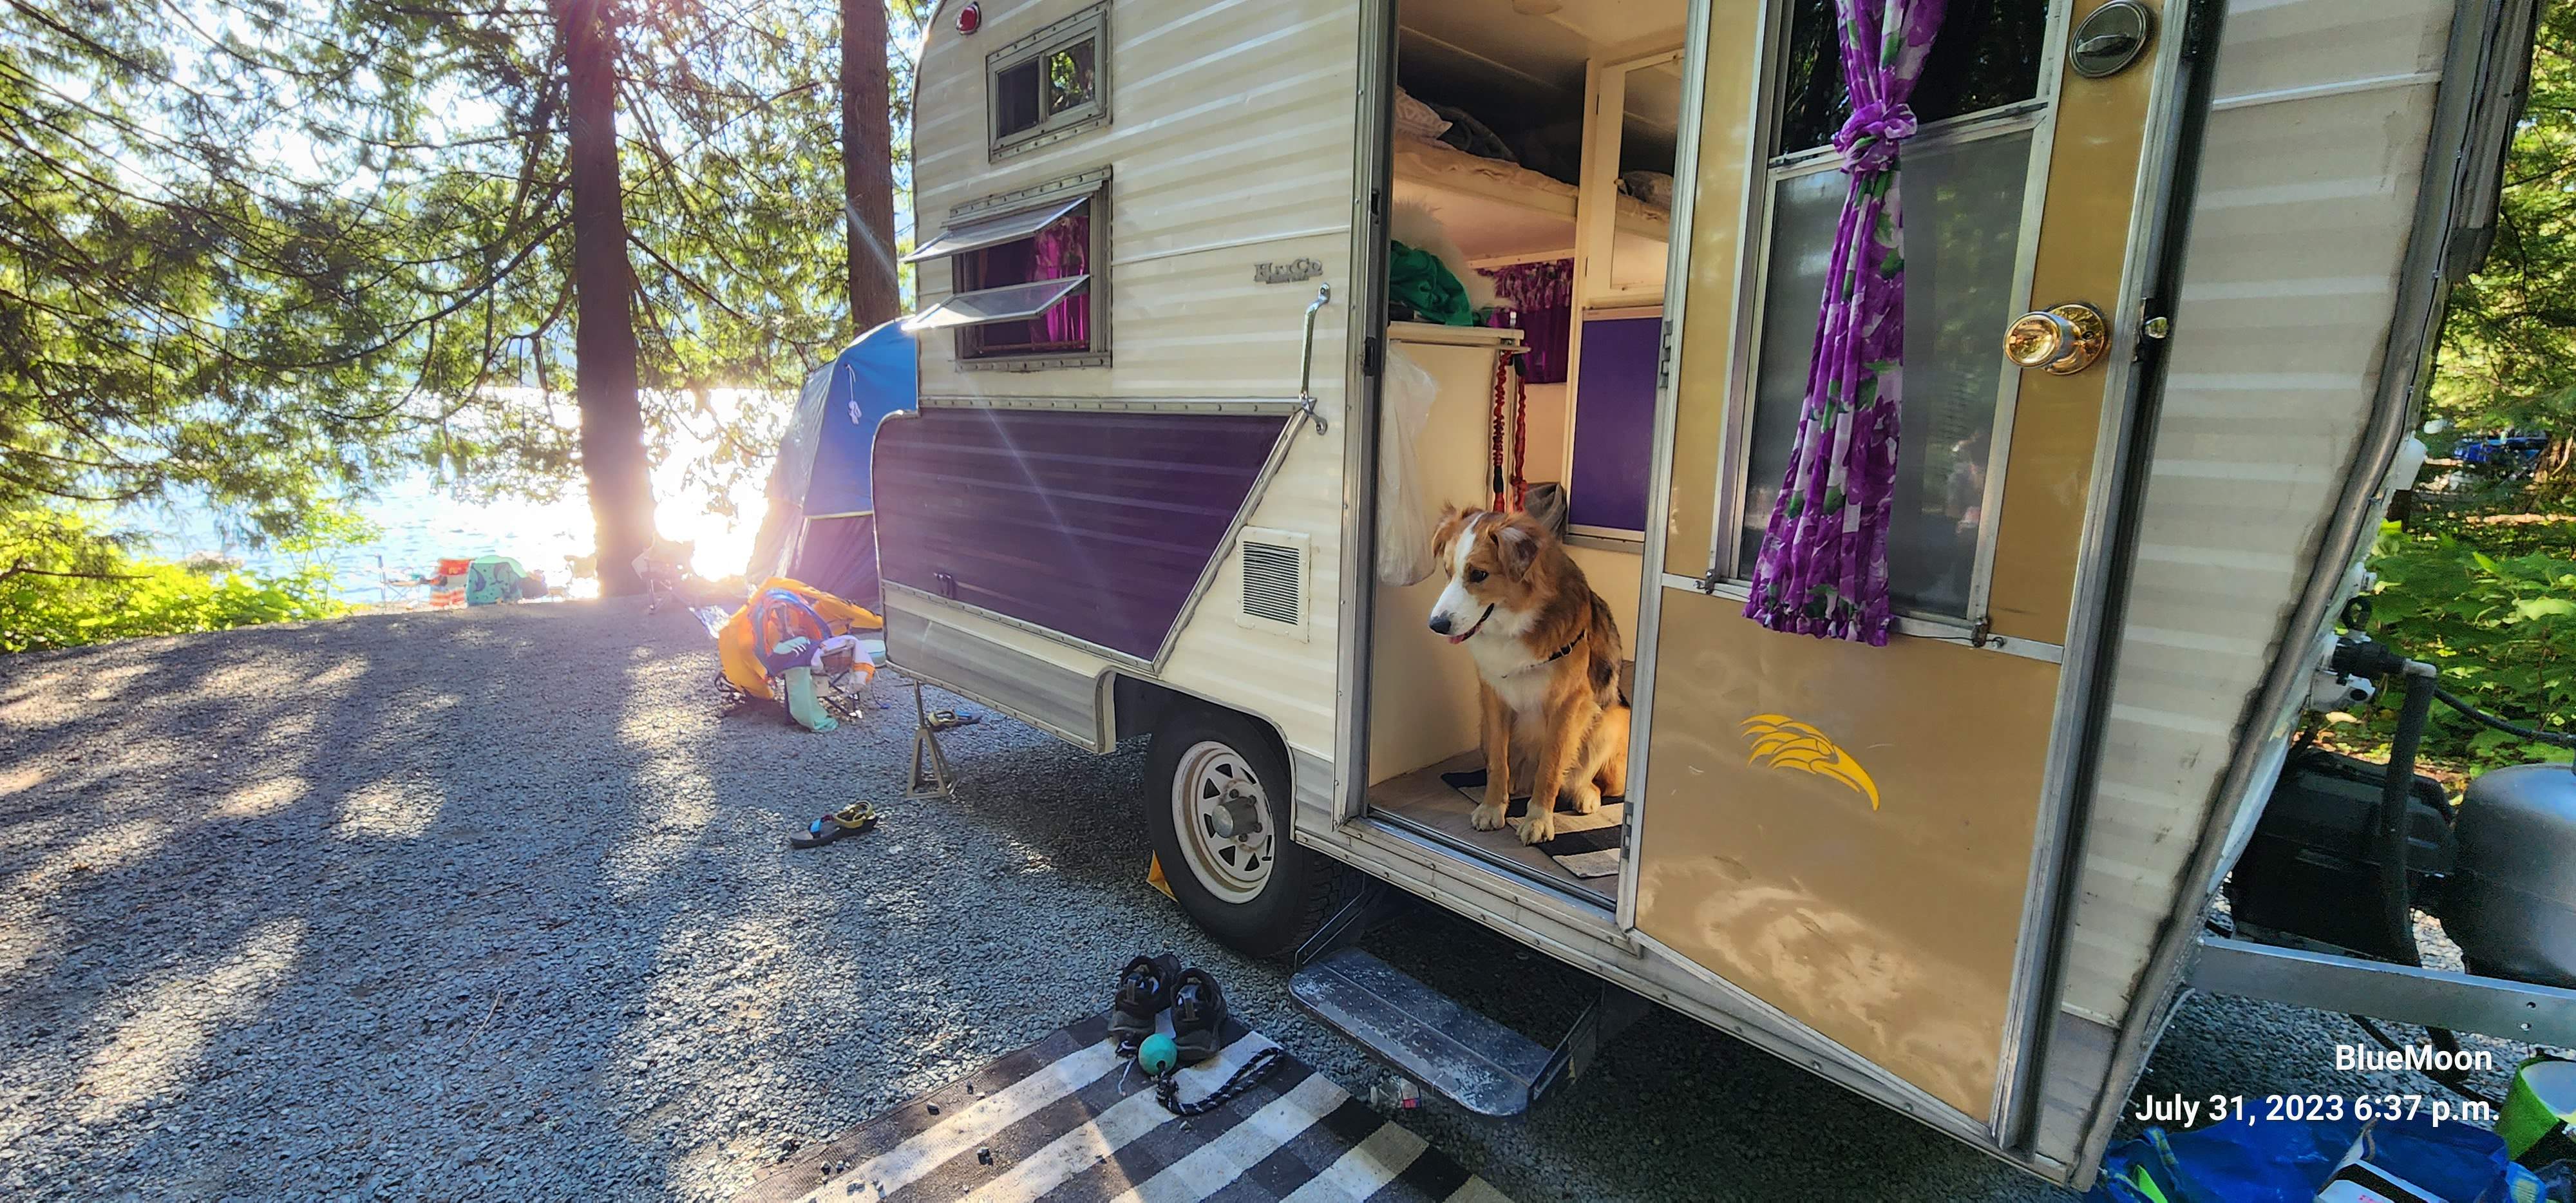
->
[1726,0,2052,623]
[989,5,1108,159]
[904,171,1108,368]
[1774,0,2048,156]
[952,207,1094,361]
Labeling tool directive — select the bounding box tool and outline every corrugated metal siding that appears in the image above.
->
[1158,433,1347,757]
[912,0,1362,403]
[874,408,1291,661]
[902,0,1365,763]
[886,605,1110,748]
[2060,0,2454,1026]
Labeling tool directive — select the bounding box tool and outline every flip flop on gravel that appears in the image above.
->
[789,802,877,849]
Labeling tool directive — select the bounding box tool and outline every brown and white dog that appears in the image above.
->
[1426,506,1630,845]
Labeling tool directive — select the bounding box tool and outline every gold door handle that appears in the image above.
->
[2003,303,2109,375]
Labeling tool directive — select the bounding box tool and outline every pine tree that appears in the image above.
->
[2434,3,2576,501]
[3,0,915,588]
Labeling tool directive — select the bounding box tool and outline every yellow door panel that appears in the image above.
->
[1637,587,2060,1120]
[1635,0,2170,1123]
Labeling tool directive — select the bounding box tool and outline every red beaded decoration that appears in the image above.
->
[1486,350,1526,511]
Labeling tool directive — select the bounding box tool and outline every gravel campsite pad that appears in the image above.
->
[0,600,2539,1200]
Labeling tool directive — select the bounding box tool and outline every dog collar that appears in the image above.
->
[1506,636,1582,675]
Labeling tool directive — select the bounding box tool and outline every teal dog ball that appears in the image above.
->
[1137,1033,1180,1077]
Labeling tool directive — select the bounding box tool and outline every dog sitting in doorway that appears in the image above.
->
[1426,506,1631,845]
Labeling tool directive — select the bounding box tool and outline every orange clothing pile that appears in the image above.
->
[715,577,883,693]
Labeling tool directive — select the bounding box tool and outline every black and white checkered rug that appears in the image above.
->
[741,1012,1507,1203]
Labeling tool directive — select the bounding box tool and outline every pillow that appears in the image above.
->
[1394,86,1452,142]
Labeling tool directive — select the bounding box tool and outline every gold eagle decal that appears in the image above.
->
[1739,715,1881,811]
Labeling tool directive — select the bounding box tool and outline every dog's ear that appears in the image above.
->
[1495,515,1543,576]
[1429,505,1472,568]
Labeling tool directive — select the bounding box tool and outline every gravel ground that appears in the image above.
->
[0,599,2543,1200]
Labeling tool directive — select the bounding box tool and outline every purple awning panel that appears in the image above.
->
[873,407,1292,660]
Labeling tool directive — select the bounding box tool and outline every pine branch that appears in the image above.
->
[0,562,147,584]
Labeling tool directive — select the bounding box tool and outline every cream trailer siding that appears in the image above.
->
[2041,0,2533,1176]
[900,0,1370,763]
[911,0,1365,403]
[2068,0,2471,1036]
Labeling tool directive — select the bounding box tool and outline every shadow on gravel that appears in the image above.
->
[0,600,2168,1201]
[0,601,2069,1202]
[0,602,766,1195]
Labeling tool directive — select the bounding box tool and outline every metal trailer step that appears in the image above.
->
[1290,947,1551,1117]
[1289,945,1647,1118]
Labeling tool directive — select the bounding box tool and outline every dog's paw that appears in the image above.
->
[1568,784,1603,815]
[1517,811,1558,845]
[1470,802,1508,831]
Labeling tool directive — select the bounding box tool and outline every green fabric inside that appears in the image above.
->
[1388,240,1475,327]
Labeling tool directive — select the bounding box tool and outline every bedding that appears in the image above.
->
[1425,100,1517,162]
[1618,170,1676,211]
[1394,85,1452,141]
[1393,135,1674,224]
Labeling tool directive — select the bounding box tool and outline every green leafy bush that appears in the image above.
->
[2361,522,2576,771]
[0,563,345,654]
[2409,484,2576,560]
[1,508,348,653]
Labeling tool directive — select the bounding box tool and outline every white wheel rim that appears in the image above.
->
[1170,740,1274,904]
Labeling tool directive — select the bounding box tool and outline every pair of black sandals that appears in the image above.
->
[1109,953,1228,1065]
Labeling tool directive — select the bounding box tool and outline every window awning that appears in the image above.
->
[902,183,1099,263]
[901,275,1090,332]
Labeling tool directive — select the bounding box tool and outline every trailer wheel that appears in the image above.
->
[1145,706,1341,957]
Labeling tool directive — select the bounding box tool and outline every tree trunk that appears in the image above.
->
[2536,434,2575,505]
[559,0,656,597]
[842,0,901,330]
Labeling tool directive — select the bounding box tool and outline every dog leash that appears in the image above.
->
[1488,352,1508,509]
[1487,350,1526,511]
[1508,354,1527,511]
[1153,1047,1291,1117]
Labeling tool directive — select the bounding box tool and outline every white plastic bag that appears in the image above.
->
[1377,346,1441,586]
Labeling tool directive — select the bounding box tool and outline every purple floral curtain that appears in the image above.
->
[964,211,1092,352]
[1481,260,1572,384]
[1743,0,1944,646]
[1032,211,1091,345]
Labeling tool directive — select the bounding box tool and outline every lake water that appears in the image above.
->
[148,468,770,605]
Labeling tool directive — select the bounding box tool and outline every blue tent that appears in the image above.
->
[750,321,916,607]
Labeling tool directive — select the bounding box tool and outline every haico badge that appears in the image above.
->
[1739,715,1881,811]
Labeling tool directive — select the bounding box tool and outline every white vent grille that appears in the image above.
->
[1235,528,1307,638]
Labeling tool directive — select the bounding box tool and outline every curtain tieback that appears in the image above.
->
[1833,100,1918,174]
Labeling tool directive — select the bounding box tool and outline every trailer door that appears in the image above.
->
[1627,0,2186,1144]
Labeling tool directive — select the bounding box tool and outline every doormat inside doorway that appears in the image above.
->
[1439,768,1624,880]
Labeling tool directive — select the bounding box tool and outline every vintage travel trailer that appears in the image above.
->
[876,0,2571,1188]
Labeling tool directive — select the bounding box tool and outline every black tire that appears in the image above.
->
[1144,705,1345,957]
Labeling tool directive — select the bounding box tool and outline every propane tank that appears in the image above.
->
[2445,763,2576,989]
